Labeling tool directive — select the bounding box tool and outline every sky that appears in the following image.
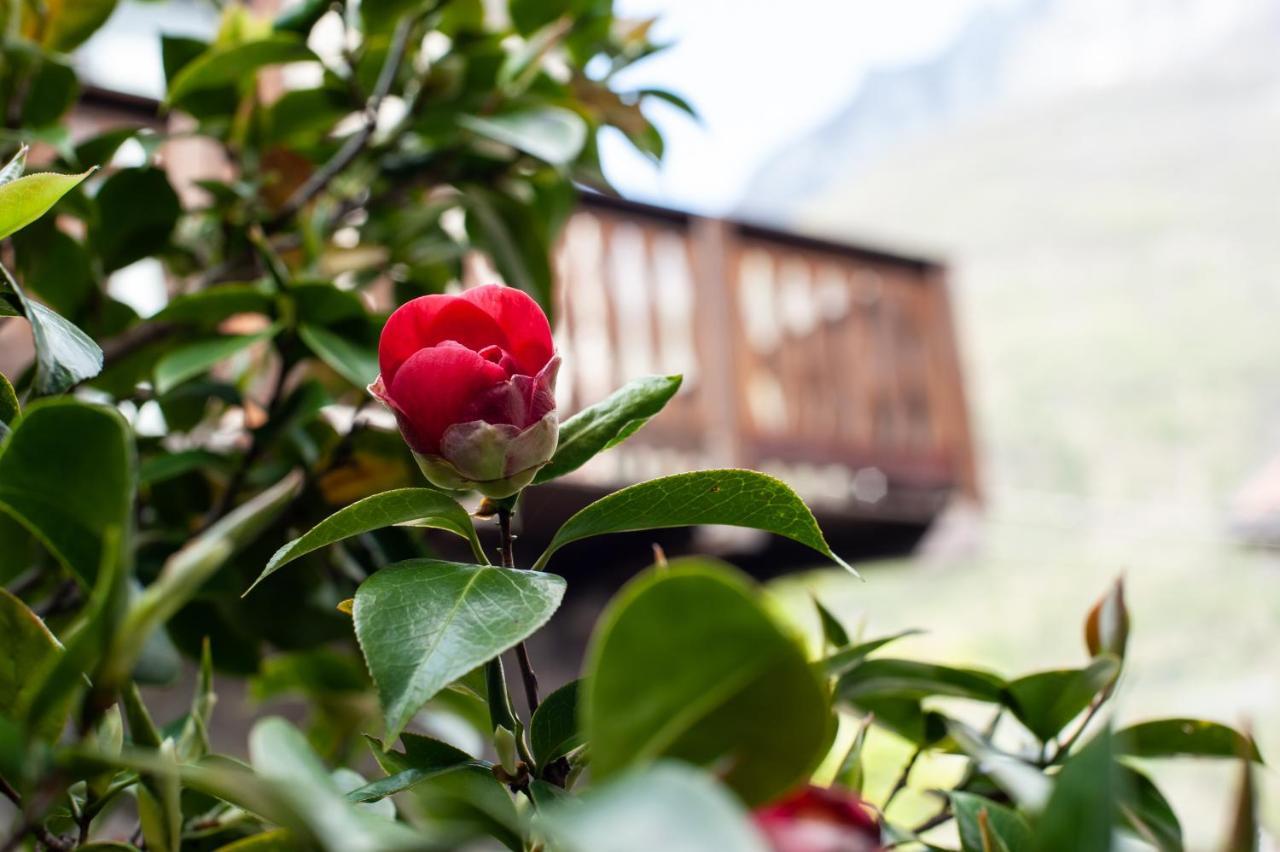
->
[601,0,1013,215]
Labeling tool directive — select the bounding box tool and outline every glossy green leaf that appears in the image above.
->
[951,792,1033,852]
[537,762,769,852]
[533,375,682,484]
[1115,718,1262,762]
[352,733,479,803]
[1,267,102,395]
[332,768,396,820]
[0,399,133,585]
[0,168,93,240]
[820,629,924,677]
[248,717,428,852]
[107,472,302,686]
[530,679,583,769]
[1034,729,1116,852]
[298,323,379,388]
[153,283,273,326]
[461,107,587,166]
[533,469,851,572]
[39,0,119,51]
[1118,766,1182,851]
[249,488,485,595]
[167,36,319,104]
[585,559,830,805]
[0,589,65,741]
[354,559,566,741]
[153,328,278,395]
[836,658,1006,704]
[1007,655,1119,742]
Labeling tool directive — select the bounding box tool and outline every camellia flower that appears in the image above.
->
[369,284,559,498]
[754,786,883,852]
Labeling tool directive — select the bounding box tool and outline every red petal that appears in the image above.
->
[378,294,509,385]
[387,342,509,454]
[460,285,554,376]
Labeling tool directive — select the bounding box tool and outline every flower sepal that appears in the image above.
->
[411,412,558,499]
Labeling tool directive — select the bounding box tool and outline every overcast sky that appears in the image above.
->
[601,0,1012,214]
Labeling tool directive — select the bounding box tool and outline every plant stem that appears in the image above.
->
[0,777,71,852]
[268,14,416,226]
[882,748,921,813]
[203,356,289,528]
[497,507,542,715]
[1051,684,1111,764]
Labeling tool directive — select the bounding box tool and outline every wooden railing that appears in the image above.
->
[538,195,977,525]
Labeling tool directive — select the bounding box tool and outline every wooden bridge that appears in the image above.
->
[506,194,977,551]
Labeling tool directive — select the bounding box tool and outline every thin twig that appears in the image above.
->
[202,358,289,528]
[497,507,542,715]
[882,748,921,813]
[1051,685,1111,764]
[267,15,416,226]
[0,777,72,852]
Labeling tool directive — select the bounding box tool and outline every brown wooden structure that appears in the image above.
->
[522,194,977,536]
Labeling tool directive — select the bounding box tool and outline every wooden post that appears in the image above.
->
[688,217,745,469]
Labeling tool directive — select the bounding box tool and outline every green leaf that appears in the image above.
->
[139,450,224,487]
[948,720,1052,812]
[1115,718,1262,762]
[533,469,851,572]
[0,372,18,430]
[354,560,566,741]
[834,715,872,792]
[1007,655,1119,742]
[153,327,278,395]
[812,596,851,649]
[332,768,396,821]
[121,682,162,748]
[1117,766,1182,851]
[94,167,181,272]
[248,717,429,851]
[352,733,479,803]
[536,762,769,852]
[153,283,274,326]
[0,589,65,741]
[39,0,120,51]
[637,87,699,119]
[533,375,682,484]
[951,792,1033,852]
[298,323,379,388]
[836,658,1006,704]
[136,739,182,852]
[461,107,587,166]
[106,472,302,687]
[167,36,319,105]
[584,559,830,805]
[819,629,923,677]
[0,168,93,240]
[248,488,485,595]
[1033,729,1116,852]
[530,679,583,769]
[1,273,103,395]
[0,399,134,585]
[274,0,330,34]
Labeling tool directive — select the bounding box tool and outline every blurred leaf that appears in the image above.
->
[463,186,556,313]
[812,596,851,649]
[167,36,319,105]
[249,717,429,851]
[1033,729,1115,852]
[0,399,133,585]
[137,739,182,852]
[274,0,330,34]
[106,472,302,686]
[636,87,698,119]
[498,17,572,95]
[533,469,852,573]
[537,761,769,852]
[121,681,162,748]
[12,219,95,317]
[139,450,225,487]
[585,559,830,805]
[298,324,378,388]
[837,658,1005,704]
[94,167,181,272]
[0,168,93,240]
[1115,719,1262,762]
[1117,765,1182,852]
[820,629,923,677]
[1084,577,1129,659]
[332,767,395,820]
[22,54,79,127]
[1007,656,1119,742]
[533,374,682,484]
[251,649,369,701]
[951,792,1033,852]
[0,271,103,395]
[948,720,1052,812]
[530,679,583,769]
[354,559,565,741]
[153,327,278,395]
[38,0,119,51]
[0,589,66,741]
[248,488,485,595]
[461,108,588,166]
[154,284,274,327]
[0,372,17,429]
[834,714,872,792]
[0,145,27,185]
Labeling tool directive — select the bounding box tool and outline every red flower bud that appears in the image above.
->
[370,284,559,498]
[754,786,883,852]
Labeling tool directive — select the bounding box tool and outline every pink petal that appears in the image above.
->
[387,342,509,454]
[459,284,555,376]
[378,294,509,385]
